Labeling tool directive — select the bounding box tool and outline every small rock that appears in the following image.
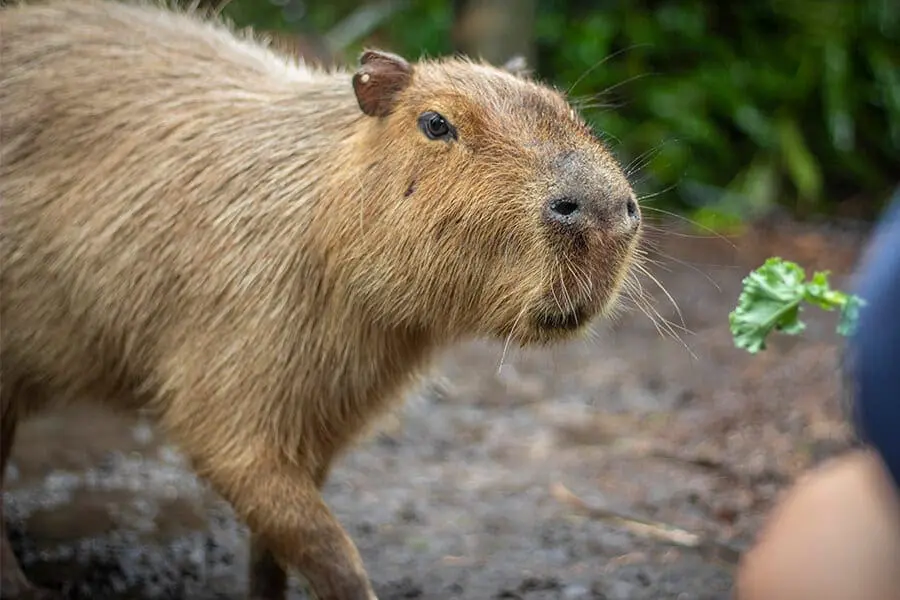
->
[564,583,591,599]
[397,500,422,524]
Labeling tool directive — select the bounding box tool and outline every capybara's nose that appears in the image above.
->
[547,149,639,234]
[543,192,640,233]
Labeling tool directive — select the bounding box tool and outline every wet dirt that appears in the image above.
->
[3,215,870,599]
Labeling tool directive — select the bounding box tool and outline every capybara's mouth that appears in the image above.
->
[533,304,590,332]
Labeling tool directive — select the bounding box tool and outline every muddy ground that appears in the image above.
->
[3,215,871,599]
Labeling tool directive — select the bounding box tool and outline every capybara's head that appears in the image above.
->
[341,50,642,346]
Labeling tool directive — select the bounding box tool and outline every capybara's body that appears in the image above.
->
[0,1,642,598]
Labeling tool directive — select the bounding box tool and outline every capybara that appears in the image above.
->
[0,1,643,598]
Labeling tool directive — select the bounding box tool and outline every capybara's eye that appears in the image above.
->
[418,111,455,141]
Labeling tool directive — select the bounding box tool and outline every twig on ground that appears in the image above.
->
[645,447,792,486]
[550,482,745,565]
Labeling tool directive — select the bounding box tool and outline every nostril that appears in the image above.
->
[550,198,580,217]
[626,197,638,219]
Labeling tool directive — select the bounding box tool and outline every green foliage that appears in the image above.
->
[217,0,899,223]
[729,257,866,354]
[219,0,294,33]
[220,0,454,59]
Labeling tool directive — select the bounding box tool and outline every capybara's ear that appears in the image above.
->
[502,55,530,78]
[352,49,413,117]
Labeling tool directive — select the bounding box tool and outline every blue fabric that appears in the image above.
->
[851,190,900,492]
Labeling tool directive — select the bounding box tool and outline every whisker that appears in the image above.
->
[633,240,743,272]
[630,252,673,275]
[636,182,681,204]
[556,260,576,326]
[563,255,592,300]
[498,304,529,374]
[571,101,624,113]
[649,252,724,293]
[626,266,647,300]
[624,263,697,350]
[633,263,687,330]
[640,206,738,249]
[628,290,668,339]
[627,283,698,359]
[595,130,624,148]
[549,261,565,316]
[640,224,731,241]
[566,43,654,96]
[648,306,698,359]
[623,141,674,179]
[577,71,655,105]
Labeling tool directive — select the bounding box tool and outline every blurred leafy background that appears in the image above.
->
[212,0,898,229]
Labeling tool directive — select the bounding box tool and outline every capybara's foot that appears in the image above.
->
[248,533,287,600]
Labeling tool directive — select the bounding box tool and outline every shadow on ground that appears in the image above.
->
[3,215,868,599]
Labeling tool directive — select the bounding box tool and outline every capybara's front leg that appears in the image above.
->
[247,461,334,600]
[205,456,377,600]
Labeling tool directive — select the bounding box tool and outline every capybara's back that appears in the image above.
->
[1,0,350,416]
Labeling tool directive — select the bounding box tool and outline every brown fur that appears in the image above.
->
[0,1,642,598]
